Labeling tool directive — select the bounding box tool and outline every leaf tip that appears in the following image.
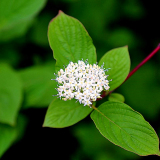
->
[58,10,64,14]
[124,45,128,49]
[157,151,160,156]
[42,120,47,127]
[42,123,46,128]
[49,10,64,24]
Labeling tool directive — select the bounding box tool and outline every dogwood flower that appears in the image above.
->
[52,60,110,107]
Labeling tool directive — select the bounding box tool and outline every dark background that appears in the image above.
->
[1,0,160,159]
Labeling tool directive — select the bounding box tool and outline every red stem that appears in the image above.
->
[97,43,160,101]
[125,43,160,81]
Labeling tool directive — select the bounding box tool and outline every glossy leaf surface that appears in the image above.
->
[108,93,125,103]
[99,46,130,91]
[91,101,159,156]
[43,97,93,128]
[48,11,97,71]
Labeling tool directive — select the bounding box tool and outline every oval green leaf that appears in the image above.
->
[43,97,93,128]
[18,65,57,108]
[48,11,97,71]
[0,63,23,125]
[99,46,130,91]
[108,93,125,103]
[91,101,159,156]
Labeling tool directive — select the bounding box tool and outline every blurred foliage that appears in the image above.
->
[68,0,143,61]
[120,62,160,120]
[0,115,27,158]
[0,0,46,42]
[18,63,57,108]
[0,0,160,159]
[29,12,53,47]
[0,63,23,125]
[71,122,139,160]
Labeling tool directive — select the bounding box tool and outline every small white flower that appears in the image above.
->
[84,98,92,106]
[53,60,110,107]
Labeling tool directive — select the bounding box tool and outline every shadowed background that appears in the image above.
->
[0,0,160,159]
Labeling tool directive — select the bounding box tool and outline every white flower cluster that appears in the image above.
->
[53,60,110,107]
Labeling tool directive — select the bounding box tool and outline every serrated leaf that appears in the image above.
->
[108,93,125,103]
[0,114,27,158]
[91,101,159,156]
[0,63,23,125]
[48,11,97,71]
[43,97,93,128]
[99,46,130,91]
[18,65,57,108]
[0,0,46,41]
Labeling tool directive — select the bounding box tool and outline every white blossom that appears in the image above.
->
[52,60,110,107]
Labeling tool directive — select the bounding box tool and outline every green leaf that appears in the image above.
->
[108,93,125,103]
[99,46,130,91]
[18,65,57,108]
[0,114,27,158]
[0,63,23,125]
[48,11,97,71]
[0,0,46,41]
[91,101,159,156]
[43,97,93,128]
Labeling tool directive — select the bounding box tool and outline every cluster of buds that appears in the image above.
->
[53,60,110,107]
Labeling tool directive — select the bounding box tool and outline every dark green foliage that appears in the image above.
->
[0,0,160,159]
